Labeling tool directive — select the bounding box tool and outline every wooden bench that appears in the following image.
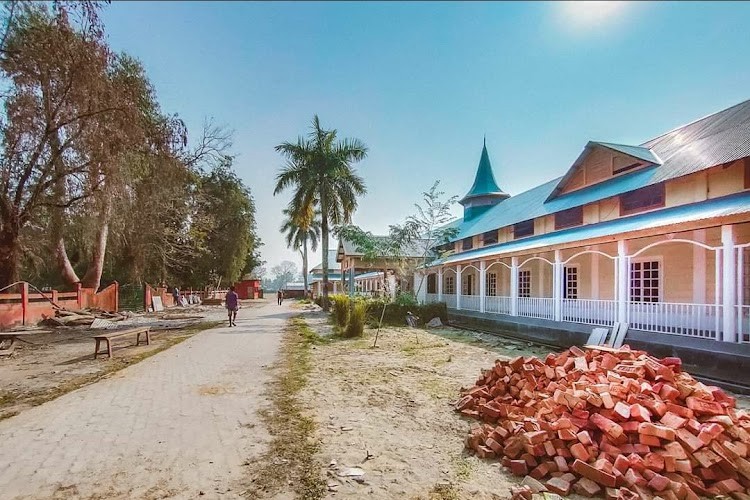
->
[0,331,36,357]
[93,327,151,359]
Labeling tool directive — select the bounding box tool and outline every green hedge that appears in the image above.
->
[364,300,448,327]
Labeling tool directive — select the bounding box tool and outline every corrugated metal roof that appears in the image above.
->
[311,249,341,272]
[434,192,750,266]
[450,99,750,242]
[354,271,383,280]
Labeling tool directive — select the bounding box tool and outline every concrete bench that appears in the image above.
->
[93,327,151,359]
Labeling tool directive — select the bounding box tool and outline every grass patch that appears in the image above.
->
[244,315,326,500]
[452,455,474,481]
[0,321,221,422]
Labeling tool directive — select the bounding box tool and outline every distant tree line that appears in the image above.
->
[0,2,262,290]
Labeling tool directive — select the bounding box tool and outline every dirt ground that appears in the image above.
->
[0,302,263,420]
[299,311,750,500]
[300,312,554,500]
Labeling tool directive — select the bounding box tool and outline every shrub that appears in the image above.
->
[364,299,448,327]
[330,294,350,327]
[344,300,366,338]
[393,291,418,307]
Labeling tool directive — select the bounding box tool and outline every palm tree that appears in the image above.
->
[274,115,367,310]
[280,204,321,294]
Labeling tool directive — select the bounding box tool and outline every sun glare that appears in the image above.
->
[557,1,630,31]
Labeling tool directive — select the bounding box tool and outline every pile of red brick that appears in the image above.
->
[455,345,750,500]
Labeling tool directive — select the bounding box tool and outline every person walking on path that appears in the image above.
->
[226,286,239,326]
[277,289,283,306]
[172,286,180,307]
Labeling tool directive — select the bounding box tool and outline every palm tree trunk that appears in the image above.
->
[320,190,329,311]
[302,237,309,294]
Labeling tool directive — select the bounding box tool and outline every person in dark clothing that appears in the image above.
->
[277,289,283,306]
[226,286,239,326]
[172,286,180,306]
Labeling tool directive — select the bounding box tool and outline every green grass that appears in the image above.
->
[243,316,326,500]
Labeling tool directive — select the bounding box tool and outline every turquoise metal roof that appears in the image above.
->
[460,142,505,203]
[432,192,750,266]
[447,99,750,244]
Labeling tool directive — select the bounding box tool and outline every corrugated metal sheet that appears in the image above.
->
[435,192,750,266]
[595,142,662,164]
[451,99,750,241]
[311,250,341,272]
[339,236,430,259]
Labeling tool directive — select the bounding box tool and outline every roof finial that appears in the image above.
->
[483,134,486,147]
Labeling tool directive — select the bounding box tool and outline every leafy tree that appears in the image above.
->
[280,205,320,294]
[274,116,367,310]
[264,260,299,292]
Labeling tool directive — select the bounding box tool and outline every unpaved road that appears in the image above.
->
[0,300,292,499]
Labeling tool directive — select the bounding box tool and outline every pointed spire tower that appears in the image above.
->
[459,139,509,221]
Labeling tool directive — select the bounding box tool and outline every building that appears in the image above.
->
[415,99,750,348]
[308,249,344,297]
[337,236,430,297]
[234,275,262,300]
[282,282,306,299]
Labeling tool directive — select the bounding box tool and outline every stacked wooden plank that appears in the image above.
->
[456,345,750,499]
[43,308,127,327]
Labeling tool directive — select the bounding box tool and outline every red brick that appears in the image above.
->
[644,452,665,472]
[659,384,681,401]
[456,395,474,410]
[697,422,724,444]
[639,433,661,447]
[685,397,725,416]
[573,476,603,497]
[570,442,591,462]
[529,463,550,480]
[577,430,593,446]
[520,475,547,493]
[614,401,631,421]
[714,478,743,494]
[648,473,670,491]
[524,430,549,445]
[614,454,630,474]
[630,404,652,422]
[553,455,569,472]
[572,459,617,488]
[546,477,571,496]
[674,459,692,473]
[660,411,687,430]
[675,428,704,453]
[590,413,624,440]
[486,438,504,454]
[638,422,676,441]
[665,402,694,419]
[509,459,528,476]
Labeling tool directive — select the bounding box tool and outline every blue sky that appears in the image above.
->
[102,1,750,275]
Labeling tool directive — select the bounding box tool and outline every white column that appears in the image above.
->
[617,240,629,323]
[511,257,519,316]
[693,229,707,304]
[333,281,338,294]
[388,273,397,299]
[591,248,600,300]
[554,250,562,322]
[722,225,737,342]
[456,265,463,310]
[415,272,427,304]
[437,268,443,302]
[479,261,486,313]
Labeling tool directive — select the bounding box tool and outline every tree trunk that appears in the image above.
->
[320,190,329,311]
[80,219,109,290]
[55,237,81,286]
[0,225,21,288]
[302,237,309,293]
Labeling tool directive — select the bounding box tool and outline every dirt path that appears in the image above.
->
[0,300,293,499]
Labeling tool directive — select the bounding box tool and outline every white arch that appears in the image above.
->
[461,264,481,273]
[563,249,616,265]
[519,256,554,268]
[486,261,512,272]
[630,238,717,258]
[443,267,457,276]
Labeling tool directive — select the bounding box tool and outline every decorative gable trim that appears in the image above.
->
[546,141,663,202]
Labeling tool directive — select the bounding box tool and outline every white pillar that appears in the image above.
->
[333,281,338,294]
[415,272,427,304]
[388,273,397,299]
[511,257,519,316]
[554,250,563,321]
[437,268,443,302]
[722,225,737,342]
[456,265,463,310]
[693,229,707,304]
[479,261,486,313]
[591,248,600,300]
[616,240,629,323]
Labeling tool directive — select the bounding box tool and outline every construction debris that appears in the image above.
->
[456,345,750,500]
[41,307,128,328]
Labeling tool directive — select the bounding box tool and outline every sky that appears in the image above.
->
[101,1,750,277]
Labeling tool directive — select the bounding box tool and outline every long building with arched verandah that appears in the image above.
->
[413,99,750,359]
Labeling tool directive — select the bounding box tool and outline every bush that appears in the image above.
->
[330,294,350,327]
[393,291,418,307]
[364,299,448,327]
[344,300,366,338]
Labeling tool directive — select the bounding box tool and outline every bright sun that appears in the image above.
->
[557,1,630,30]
